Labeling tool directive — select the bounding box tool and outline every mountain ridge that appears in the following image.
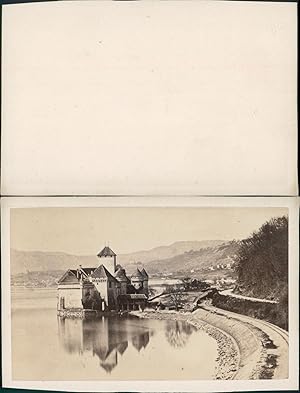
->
[11,240,226,275]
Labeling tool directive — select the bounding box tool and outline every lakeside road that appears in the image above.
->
[220,289,279,304]
[201,305,288,379]
[132,305,289,380]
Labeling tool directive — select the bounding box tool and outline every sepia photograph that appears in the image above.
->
[3,201,296,386]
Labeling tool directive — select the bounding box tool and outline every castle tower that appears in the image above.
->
[114,267,129,295]
[131,268,144,292]
[97,246,117,275]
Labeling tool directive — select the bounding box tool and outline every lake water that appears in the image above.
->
[11,288,217,380]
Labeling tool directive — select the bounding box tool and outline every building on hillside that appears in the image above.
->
[57,246,149,315]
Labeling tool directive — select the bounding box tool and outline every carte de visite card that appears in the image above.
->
[1,0,298,391]
[1,196,299,391]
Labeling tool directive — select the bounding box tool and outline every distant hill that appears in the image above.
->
[10,240,240,287]
[11,240,225,275]
[139,241,239,275]
[10,249,98,275]
[11,240,239,288]
[118,240,225,267]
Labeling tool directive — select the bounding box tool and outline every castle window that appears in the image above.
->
[109,282,112,288]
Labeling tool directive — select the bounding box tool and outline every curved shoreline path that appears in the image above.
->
[220,289,279,304]
[203,306,288,379]
[132,305,289,380]
[195,305,289,379]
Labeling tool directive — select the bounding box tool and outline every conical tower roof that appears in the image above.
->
[97,246,116,258]
[140,268,148,278]
[131,268,144,281]
[114,267,128,283]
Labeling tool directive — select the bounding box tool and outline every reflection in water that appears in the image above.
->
[58,316,197,374]
[165,320,195,348]
[12,290,218,380]
[58,316,151,373]
[132,332,150,352]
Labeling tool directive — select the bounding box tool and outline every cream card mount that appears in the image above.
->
[1,1,298,197]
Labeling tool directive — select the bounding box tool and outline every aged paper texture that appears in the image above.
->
[1,1,298,196]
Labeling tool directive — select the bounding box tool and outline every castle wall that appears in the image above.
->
[92,278,119,310]
[58,284,83,309]
[107,281,118,309]
[120,282,127,295]
[143,280,149,295]
[92,279,109,306]
[99,256,116,275]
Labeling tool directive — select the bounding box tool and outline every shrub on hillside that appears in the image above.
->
[233,216,288,329]
[235,216,288,301]
[212,293,288,330]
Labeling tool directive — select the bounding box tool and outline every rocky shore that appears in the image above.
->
[131,309,240,380]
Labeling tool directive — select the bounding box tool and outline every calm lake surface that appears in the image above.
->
[11,288,217,380]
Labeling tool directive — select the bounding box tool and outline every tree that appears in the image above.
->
[165,320,194,348]
[191,278,210,291]
[164,283,181,294]
[167,287,184,310]
[235,216,288,301]
[90,290,101,310]
[181,277,210,292]
[181,277,192,291]
[82,289,102,310]
[82,290,92,309]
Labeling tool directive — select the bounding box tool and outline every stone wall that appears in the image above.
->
[211,293,287,330]
[194,307,265,379]
[57,309,85,318]
[58,284,83,310]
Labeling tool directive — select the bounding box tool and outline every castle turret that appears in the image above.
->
[131,268,144,291]
[114,267,129,295]
[97,246,117,275]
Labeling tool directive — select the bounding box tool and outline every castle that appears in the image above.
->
[57,246,149,315]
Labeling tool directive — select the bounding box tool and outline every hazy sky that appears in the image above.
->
[10,207,287,255]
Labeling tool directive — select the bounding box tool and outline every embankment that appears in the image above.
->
[132,305,288,380]
[193,307,266,379]
[211,292,288,330]
[200,305,289,380]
